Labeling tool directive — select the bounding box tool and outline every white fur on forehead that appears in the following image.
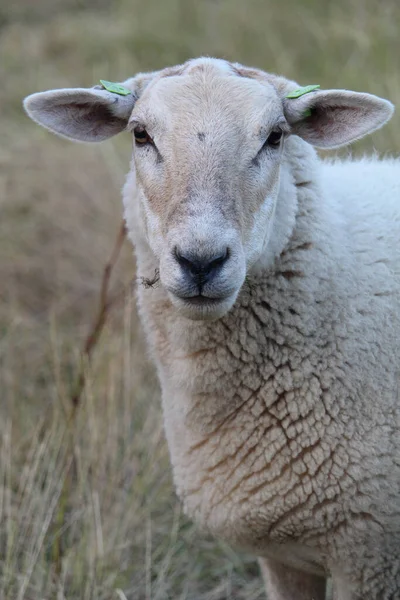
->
[184,57,235,75]
[123,58,296,100]
[180,57,296,91]
[187,59,297,100]
[123,58,237,94]
[131,64,286,133]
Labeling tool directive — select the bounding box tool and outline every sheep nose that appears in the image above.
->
[174,247,230,287]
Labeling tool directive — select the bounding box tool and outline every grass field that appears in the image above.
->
[1,1,399,598]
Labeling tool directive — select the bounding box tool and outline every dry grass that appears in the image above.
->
[1,0,399,598]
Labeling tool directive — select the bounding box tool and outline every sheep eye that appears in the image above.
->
[266,130,283,147]
[134,127,152,145]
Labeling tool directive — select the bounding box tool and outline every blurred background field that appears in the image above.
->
[0,1,399,598]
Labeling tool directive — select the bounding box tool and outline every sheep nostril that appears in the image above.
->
[174,247,230,284]
[208,248,230,271]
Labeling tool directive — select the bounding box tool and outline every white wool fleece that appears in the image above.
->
[128,137,400,600]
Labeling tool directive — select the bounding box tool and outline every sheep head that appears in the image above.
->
[24,58,394,321]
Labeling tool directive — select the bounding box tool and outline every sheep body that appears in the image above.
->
[124,141,400,599]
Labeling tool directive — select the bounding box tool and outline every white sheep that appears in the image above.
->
[24,57,400,600]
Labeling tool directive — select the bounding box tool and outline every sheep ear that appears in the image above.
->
[23,86,136,142]
[283,89,394,149]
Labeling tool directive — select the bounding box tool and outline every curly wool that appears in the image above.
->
[128,137,400,600]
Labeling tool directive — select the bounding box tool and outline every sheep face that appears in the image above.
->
[126,60,289,320]
[23,57,394,322]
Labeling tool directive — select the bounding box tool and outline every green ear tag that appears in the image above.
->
[99,80,131,96]
[286,84,320,99]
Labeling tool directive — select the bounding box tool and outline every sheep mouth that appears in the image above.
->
[169,291,238,320]
[180,295,227,306]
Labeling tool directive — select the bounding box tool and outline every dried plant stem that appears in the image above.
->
[51,221,130,578]
[70,221,128,410]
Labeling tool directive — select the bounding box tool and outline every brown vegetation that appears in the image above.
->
[1,0,399,597]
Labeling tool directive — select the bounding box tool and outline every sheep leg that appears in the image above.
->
[259,557,327,600]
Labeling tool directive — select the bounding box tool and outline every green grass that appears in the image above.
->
[1,0,399,597]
